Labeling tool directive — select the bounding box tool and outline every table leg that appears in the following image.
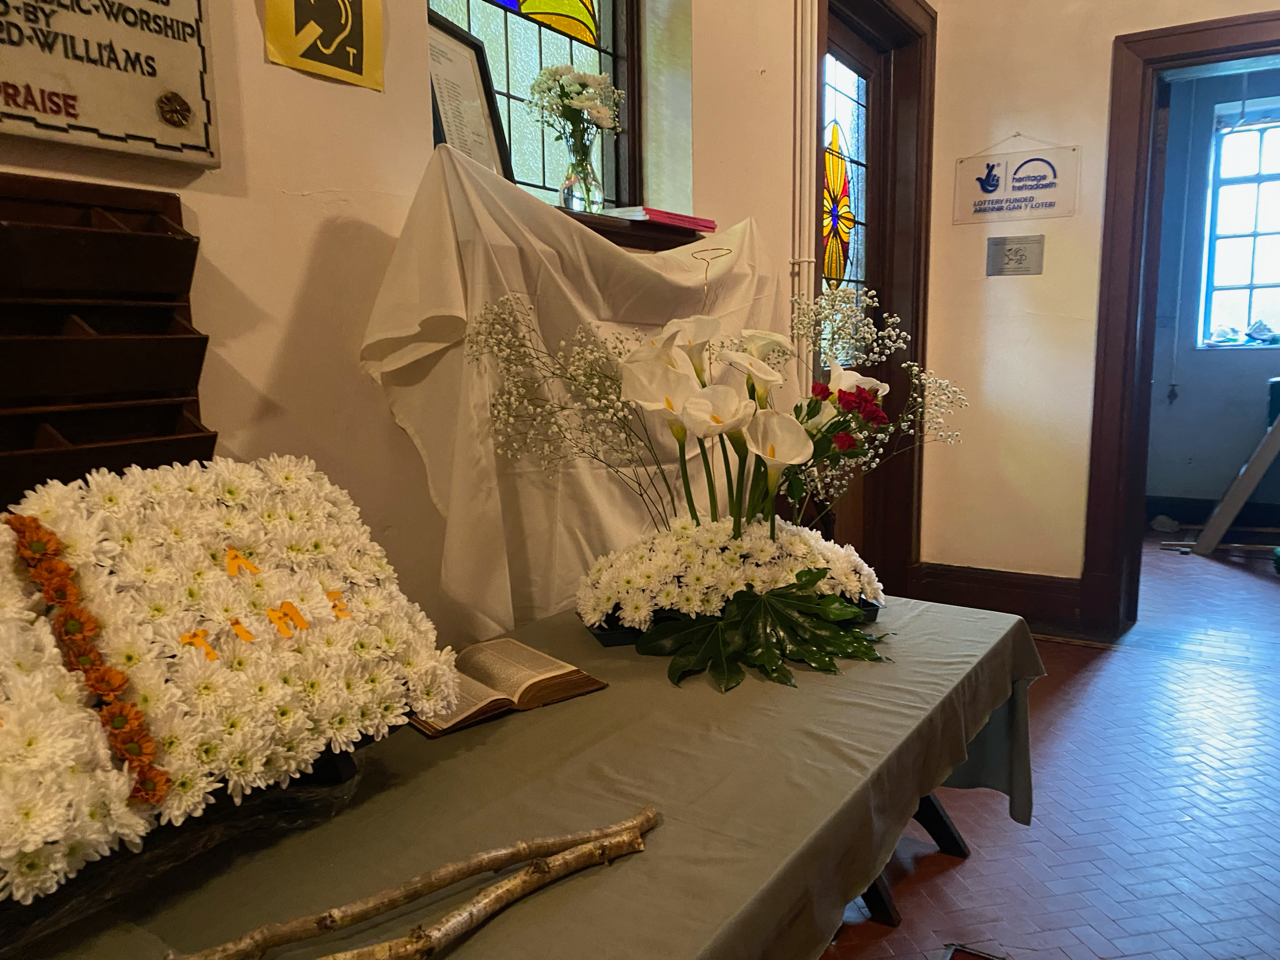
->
[913,792,970,858]
[860,871,901,927]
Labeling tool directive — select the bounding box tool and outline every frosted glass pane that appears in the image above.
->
[509,101,543,183]
[825,54,860,101]
[471,2,507,93]
[848,223,865,283]
[1259,182,1280,233]
[1253,287,1280,328]
[1217,183,1258,235]
[572,41,600,73]
[520,184,559,204]
[852,162,866,222]
[1255,235,1280,284]
[851,102,866,163]
[508,14,541,97]
[544,124,571,188]
[430,0,467,26]
[856,73,867,106]
[542,28,570,70]
[1211,289,1250,334]
[498,96,510,142]
[1214,237,1254,286]
[1221,130,1260,178]
[1263,128,1280,174]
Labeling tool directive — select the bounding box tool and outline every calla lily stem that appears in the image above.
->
[677,437,699,525]
[719,435,736,507]
[696,438,719,522]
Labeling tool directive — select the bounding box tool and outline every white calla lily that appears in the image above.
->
[621,360,698,418]
[744,410,813,492]
[826,354,889,398]
[662,315,720,383]
[718,350,784,409]
[625,329,699,382]
[739,329,795,361]
[681,385,757,439]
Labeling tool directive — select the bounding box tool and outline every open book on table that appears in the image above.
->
[409,637,607,737]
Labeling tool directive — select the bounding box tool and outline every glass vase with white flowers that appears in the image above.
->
[465,288,965,691]
[528,65,623,213]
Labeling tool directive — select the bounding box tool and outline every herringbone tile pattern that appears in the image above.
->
[826,543,1280,960]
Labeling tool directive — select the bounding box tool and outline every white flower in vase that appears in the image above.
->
[663,316,720,383]
[739,329,795,362]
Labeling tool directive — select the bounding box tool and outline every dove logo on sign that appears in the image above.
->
[296,0,364,73]
[976,162,1001,194]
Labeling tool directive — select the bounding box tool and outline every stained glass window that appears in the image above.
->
[430,0,619,206]
[822,53,867,289]
[1201,112,1280,347]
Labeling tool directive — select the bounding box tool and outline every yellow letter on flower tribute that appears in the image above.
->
[229,619,255,642]
[180,629,219,661]
[267,601,309,638]
[225,547,260,578]
[327,590,351,619]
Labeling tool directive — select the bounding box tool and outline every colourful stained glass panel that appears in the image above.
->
[821,53,867,289]
[823,125,854,286]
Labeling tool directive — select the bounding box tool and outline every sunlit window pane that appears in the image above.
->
[1253,287,1280,328]
[1217,183,1258,235]
[1258,181,1280,234]
[821,52,868,291]
[1221,130,1261,178]
[1215,237,1255,286]
[509,99,543,183]
[1263,128,1280,175]
[1254,235,1280,284]
[470,3,508,92]
[430,0,468,25]
[1211,289,1251,336]
[541,26,570,69]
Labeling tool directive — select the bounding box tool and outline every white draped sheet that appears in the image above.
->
[362,147,793,640]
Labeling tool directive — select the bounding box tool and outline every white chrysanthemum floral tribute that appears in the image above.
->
[0,456,458,905]
[467,287,967,692]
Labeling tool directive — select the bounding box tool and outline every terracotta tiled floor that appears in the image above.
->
[825,537,1280,960]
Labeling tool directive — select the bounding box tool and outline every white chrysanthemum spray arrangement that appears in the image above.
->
[0,456,458,904]
[466,286,966,691]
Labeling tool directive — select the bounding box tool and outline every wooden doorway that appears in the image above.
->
[821,0,936,595]
[1083,11,1280,635]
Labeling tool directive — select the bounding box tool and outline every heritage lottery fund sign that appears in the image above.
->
[953,146,1079,224]
[0,0,216,165]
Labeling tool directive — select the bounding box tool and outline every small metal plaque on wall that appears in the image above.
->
[987,235,1045,276]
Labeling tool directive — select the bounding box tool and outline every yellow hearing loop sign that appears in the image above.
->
[265,0,383,91]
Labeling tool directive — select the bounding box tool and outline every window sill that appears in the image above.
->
[560,209,705,251]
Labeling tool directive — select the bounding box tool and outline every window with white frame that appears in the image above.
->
[1200,100,1280,346]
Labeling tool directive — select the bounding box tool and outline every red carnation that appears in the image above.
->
[836,389,857,413]
[833,431,857,451]
[861,402,889,427]
[811,381,832,401]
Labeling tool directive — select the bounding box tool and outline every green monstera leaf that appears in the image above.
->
[637,569,886,692]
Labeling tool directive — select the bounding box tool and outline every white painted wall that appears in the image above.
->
[920,0,1280,578]
[0,2,451,620]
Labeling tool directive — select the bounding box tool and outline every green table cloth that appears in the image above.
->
[45,598,1044,960]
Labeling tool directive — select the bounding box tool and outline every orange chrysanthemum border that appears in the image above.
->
[3,513,169,806]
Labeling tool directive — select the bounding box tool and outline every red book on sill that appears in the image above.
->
[604,207,717,233]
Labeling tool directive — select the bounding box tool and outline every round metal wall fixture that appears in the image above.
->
[156,92,193,129]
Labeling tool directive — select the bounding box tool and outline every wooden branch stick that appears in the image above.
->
[317,830,646,960]
[167,806,659,960]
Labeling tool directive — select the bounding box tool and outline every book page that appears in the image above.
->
[425,672,511,730]
[456,638,574,703]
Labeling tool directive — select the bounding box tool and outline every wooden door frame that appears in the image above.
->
[1081,11,1280,635]
[823,0,937,596]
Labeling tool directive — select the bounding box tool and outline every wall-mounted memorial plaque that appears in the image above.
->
[0,0,217,166]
